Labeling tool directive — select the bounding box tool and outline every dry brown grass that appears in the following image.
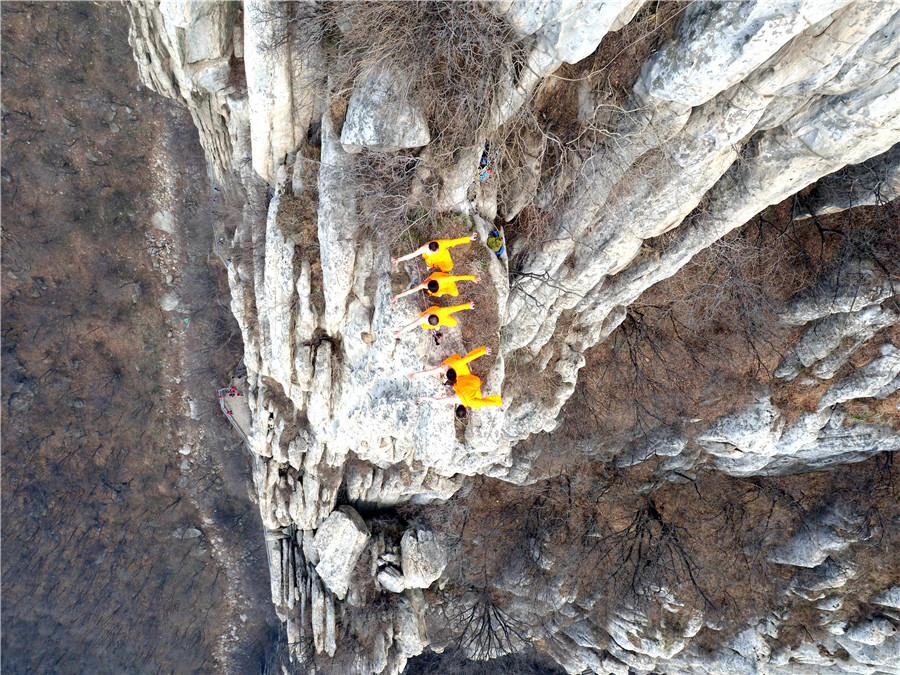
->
[315,1,517,158]
[505,205,555,269]
[346,151,429,244]
[404,453,900,660]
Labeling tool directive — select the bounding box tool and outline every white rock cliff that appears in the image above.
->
[128,1,900,673]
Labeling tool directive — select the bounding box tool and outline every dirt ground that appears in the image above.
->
[2,4,280,671]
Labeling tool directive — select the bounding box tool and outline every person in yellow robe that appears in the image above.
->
[393,303,474,337]
[391,233,477,273]
[391,271,480,301]
[418,373,502,418]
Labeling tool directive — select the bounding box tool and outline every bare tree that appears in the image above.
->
[444,589,529,661]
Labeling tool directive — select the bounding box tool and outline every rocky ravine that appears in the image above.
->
[128,1,900,673]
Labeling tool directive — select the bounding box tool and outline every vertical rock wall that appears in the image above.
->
[128,1,900,673]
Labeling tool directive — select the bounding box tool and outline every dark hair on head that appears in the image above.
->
[427,280,439,293]
[428,241,439,252]
[455,405,467,419]
[427,314,439,326]
[445,368,457,385]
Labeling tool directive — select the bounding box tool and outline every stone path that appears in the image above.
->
[218,373,251,443]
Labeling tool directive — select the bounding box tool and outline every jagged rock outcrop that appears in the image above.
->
[313,506,370,600]
[501,0,900,440]
[693,236,900,476]
[341,67,431,154]
[127,0,238,180]
[399,530,447,590]
[768,502,865,568]
[128,1,900,673]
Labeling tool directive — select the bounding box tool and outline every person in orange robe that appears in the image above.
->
[407,346,490,382]
[418,373,502,418]
[391,232,477,273]
[391,271,480,302]
[393,303,473,337]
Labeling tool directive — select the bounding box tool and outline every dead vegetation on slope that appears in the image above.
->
[257,0,518,159]
[2,4,274,671]
[545,193,900,455]
[402,453,899,663]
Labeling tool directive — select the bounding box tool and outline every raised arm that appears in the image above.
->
[418,394,462,405]
[459,346,489,366]
[447,301,473,314]
[392,243,431,265]
[444,232,477,249]
[393,315,425,337]
[408,364,447,380]
[391,281,428,302]
[472,395,502,408]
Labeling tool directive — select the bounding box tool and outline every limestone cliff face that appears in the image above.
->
[129,1,900,673]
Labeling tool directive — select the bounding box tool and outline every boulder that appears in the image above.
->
[818,343,900,409]
[340,66,430,153]
[844,617,897,646]
[158,0,236,63]
[874,587,900,610]
[769,525,853,569]
[789,559,857,600]
[191,58,230,93]
[394,590,428,659]
[313,506,370,600]
[159,292,180,312]
[151,210,176,234]
[376,566,406,594]
[400,529,447,589]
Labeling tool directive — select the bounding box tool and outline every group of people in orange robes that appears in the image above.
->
[391,232,502,419]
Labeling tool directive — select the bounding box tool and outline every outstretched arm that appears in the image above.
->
[408,365,447,380]
[418,394,462,405]
[391,244,430,265]
[394,315,424,337]
[447,301,474,313]
[391,281,428,302]
[445,232,478,249]
[459,345,489,366]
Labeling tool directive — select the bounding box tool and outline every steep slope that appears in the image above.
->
[1,4,276,670]
[127,1,900,673]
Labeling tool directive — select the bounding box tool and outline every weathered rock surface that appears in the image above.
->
[768,508,859,568]
[340,67,430,154]
[499,0,900,442]
[242,0,324,183]
[698,395,900,476]
[127,1,900,673]
[127,0,238,179]
[796,143,900,217]
[312,506,370,600]
[399,529,447,589]
[376,565,406,594]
